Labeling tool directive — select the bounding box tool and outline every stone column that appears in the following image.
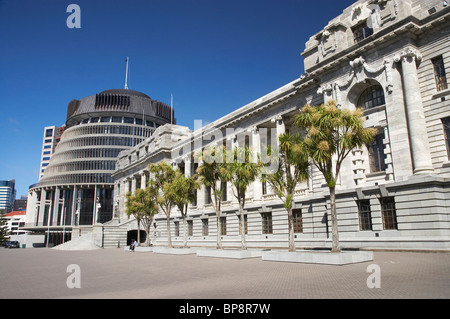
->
[275,115,285,138]
[272,115,285,148]
[38,189,46,226]
[131,176,137,194]
[394,48,434,174]
[197,159,205,208]
[52,187,60,226]
[141,171,147,189]
[184,156,191,178]
[251,126,262,201]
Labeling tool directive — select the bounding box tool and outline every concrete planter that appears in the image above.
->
[152,247,197,254]
[124,246,153,252]
[196,248,264,259]
[261,250,374,265]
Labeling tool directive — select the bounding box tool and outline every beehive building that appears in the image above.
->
[24,89,174,246]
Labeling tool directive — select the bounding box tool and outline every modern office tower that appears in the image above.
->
[25,88,174,246]
[0,180,16,213]
[39,125,66,180]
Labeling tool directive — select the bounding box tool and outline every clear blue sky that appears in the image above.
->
[0,0,355,198]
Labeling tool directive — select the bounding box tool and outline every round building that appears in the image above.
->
[25,88,174,245]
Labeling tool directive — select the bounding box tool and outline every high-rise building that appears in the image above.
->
[39,125,66,180]
[25,88,174,246]
[0,180,16,213]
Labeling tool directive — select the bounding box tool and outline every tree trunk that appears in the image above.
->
[329,186,341,253]
[216,210,223,249]
[183,214,188,248]
[239,201,247,250]
[166,216,172,248]
[137,218,141,245]
[287,207,296,252]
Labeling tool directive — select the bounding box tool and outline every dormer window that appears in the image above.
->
[352,21,373,44]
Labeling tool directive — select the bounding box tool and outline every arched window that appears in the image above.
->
[357,85,385,110]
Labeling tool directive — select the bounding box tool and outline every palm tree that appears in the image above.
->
[195,145,229,249]
[222,146,261,250]
[125,188,159,246]
[168,170,200,248]
[294,100,376,252]
[262,132,309,252]
[147,162,177,248]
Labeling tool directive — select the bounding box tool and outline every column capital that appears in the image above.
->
[271,115,284,123]
[393,47,422,64]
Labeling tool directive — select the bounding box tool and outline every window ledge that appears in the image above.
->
[432,88,450,100]
[366,171,386,178]
[364,104,386,117]
[442,161,450,168]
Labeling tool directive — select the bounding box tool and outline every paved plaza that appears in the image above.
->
[0,248,449,299]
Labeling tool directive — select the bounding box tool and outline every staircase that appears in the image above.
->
[53,232,101,251]
[100,218,134,248]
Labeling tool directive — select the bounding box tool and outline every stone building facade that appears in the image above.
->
[90,0,450,250]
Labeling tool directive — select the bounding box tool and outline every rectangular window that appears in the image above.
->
[380,197,398,230]
[293,209,303,233]
[352,21,373,43]
[442,117,450,159]
[221,182,227,202]
[432,55,448,91]
[367,132,386,172]
[205,186,212,204]
[45,128,54,137]
[239,215,248,235]
[187,220,193,236]
[357,200,373,231]
[174,221,180,237]
[262,179,267,195]
[261,212,273,234]
[202,218,208,236]
[220,216,227,235]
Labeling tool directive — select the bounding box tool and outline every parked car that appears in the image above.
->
[1,241,10,248]
[5,241,20,248]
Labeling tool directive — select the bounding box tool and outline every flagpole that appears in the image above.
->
[171,93,173,124]
[124,57,129,90]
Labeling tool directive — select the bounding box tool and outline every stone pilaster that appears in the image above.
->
[394,48,434,174]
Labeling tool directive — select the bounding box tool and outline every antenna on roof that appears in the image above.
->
[171,93,173,124]
[124,57,129,90]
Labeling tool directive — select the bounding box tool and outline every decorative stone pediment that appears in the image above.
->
[315,22,347,59]
[368,0,398,26]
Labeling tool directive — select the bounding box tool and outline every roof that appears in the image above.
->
[4,211,26,217]
[99,89,151,99]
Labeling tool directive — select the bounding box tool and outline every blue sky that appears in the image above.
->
[0,0,355,198]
